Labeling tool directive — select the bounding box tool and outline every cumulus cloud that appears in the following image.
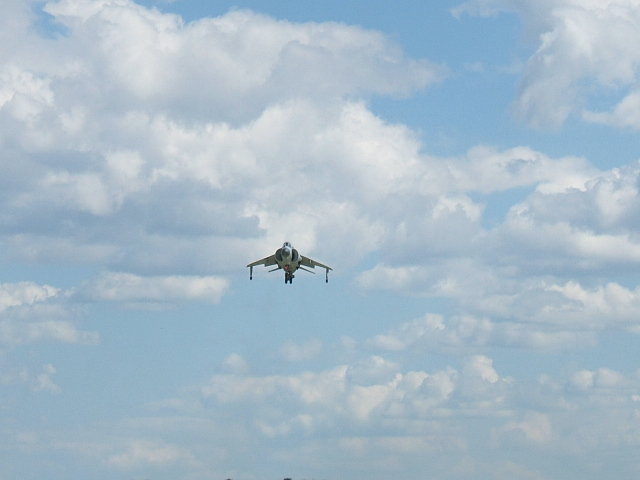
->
[455,0,640,128]
[201,353,515,436]
[499,411,553,445]
[366,311,597,353]
[512,161,640,232]
[31,363,62,394]
[39,0,445,120]
[364,274,640,352]
[1,0,634,282]
[486,161,640,284]
[0,0,447,276]
[154,354,633,476]
[0,281,98,346]
[22,349,640,478]
[5,1,637,308]
[583,90,640,128]
[77,272,229,304]
[354,154,640,350]
[0,281,59,311]
[193,355,640,469]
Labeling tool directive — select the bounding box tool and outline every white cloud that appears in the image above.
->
[0,0,445,274]
[0,281,98,346]
[40,1,445,120]
[490,163,640,277]
[31,363,62,394]
[451,0,519,19]
[367,314,448,351]
[0,281,59,311]
[510,161,640,230]
[29,349,640,478]
[107,440,197,469]
[355,156,640,327]
[451,145,596,194]
[544,282,640,327]
[351,144,600,273]
[8,0,635,313]
[500,411,553,445]
[583,90,640,128]
[194,355,640,461]
[222,353,250,374]
[281,339,323,362]
[464,354,499,383]
[2,363,62,394]
[370,279,640,351]
[570,368,626,392]
[1,1,634,284]
[79,272,229,303]
[366,310,601,353]
[200,353,514,435]
[0,66,54,120]
[19,317,99,344]
[455,0,640,128]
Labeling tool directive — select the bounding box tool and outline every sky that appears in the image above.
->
[2,0,640,479]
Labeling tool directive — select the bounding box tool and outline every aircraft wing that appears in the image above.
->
[247,254,278,268]
[300,256,332,271]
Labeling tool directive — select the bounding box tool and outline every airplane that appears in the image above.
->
[247,242,332,284]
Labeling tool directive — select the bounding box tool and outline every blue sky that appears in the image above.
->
[3,1,640,479]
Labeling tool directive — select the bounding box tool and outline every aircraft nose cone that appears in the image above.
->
[282,247,291,258]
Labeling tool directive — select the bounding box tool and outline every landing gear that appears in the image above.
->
[285,272,294,284]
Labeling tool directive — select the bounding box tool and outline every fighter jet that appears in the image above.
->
[247,242,332,284]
